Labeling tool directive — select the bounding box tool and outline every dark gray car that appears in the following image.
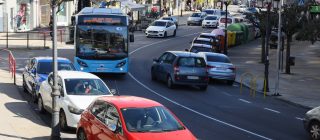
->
[151,51,209,90]
[304,106,320,140]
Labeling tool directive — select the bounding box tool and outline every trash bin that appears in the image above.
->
[235,31,244,45]
[227,31,236,47]
[289,56,295,66]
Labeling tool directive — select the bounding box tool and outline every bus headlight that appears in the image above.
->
[77,59,88,67]
[116,60,126,68]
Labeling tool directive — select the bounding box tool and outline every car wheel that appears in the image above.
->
[38,96,45,114]
[167,76,174,89]
[22,76,28,93]
[199,85,208,91]
[227,80,234,85]
[77,129,87,140]
[187,23,190,26]
[309,121,320,140]
[31,86,38,103]
[151,69,157,81]
[164,32,167,38]
[173,30,176,37]
[60,110,69,131]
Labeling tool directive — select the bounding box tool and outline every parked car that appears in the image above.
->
[198,52,236,85]
[145,20,177,38]
[161,16,179,28]
[187,12,207,26]
[198,33,220,52]
[38,71,114,130]
[191,37,215,51]
[238,5,247,13]
[77,96,197,140]
[22,57,76,102]
[202,15,219,28]
[303,106,320,140]
[151,51,209,90]
[189,44,215,53]
[218,16,239,29]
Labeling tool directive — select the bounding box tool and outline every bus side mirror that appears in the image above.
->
[130,34,134,42]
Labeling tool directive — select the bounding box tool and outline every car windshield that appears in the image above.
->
[64,78,110,95]
[151,21,167,27]
[193,40,212,45]
[191,13,201,17]
[205,16,217,20]
[204,10,214,15]
[177,57,206,67]
[190,46,213,53]
[121,106,185,132]
[162,17,172,21]
[37,62,75,74]
[207,55,231,63]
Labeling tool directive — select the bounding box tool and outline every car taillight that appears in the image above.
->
[207,65,215,69]
[229,66,236,71]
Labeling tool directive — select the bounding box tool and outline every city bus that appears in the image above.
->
[74,7,133,74]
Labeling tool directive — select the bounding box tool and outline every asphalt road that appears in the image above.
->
[1,25,309,140]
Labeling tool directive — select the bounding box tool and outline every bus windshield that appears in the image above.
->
[76,25,128,60]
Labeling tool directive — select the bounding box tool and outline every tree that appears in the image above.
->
[282,4,304,74]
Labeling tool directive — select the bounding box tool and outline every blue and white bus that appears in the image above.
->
[74,7,132,74]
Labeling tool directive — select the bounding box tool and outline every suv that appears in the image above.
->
[151,51,209,90]
[187,12,207,26]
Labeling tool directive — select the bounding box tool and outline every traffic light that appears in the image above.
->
[49,16,53,39]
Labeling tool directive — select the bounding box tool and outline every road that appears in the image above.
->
[1,25,309,140]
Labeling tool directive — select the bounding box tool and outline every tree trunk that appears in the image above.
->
[285,35,292,74]
[261,35,266,63]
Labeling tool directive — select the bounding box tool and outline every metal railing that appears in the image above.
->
[0,49,16,85]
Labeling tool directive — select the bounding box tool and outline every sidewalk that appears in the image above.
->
[0,69,51,139]
[230,39,320,109]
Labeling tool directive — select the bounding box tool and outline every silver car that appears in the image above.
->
[303,106,320,140]
[198,52,236,85]
[151,51,209,90]
[187,12,207,26]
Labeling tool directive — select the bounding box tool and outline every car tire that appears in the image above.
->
[31,86,38,103]
[173,30,176,37]
[309,121,320,140]
[227,80,234,85]
[199,85,208,91]
[77,128,87,140]
[167,76,174,89]
[60,110,69,131]
[38,95,45,114]
[22,76,28,93]
[164,32,167,38]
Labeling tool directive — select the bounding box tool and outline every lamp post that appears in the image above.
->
[224,0,230,55]
[263,1,272,93]
[274,0,281,96]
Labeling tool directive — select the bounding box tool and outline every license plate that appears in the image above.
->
[187,76,199,80]
[217,67,226,70]
[96,68,109,71]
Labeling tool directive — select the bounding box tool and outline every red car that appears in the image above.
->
[76,96,197,140]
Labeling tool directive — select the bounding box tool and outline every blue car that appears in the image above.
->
[22,57,76,102]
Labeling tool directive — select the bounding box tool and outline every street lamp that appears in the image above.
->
[223,0,230,55]
[263,0,272,93]
[274,0,281,96]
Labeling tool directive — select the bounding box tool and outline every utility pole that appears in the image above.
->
[264,2,271,92]
[51,0,61,139]
[274,0,282,96]
[224,0,229,55]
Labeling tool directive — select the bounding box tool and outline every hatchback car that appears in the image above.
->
[202,15,219,28]
[22,57,76,102]
[77,96,197,140]
[198,52,236,85]
[189,44,215,53]
[38,71,113,130]
[151,51,208,90]
[187,12,207,26]
[145,20,177,38]
[303,106,320,140]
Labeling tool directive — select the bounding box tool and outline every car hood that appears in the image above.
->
[188,17,201,20]
[37,74,49,83]
[67,95,109,109]
[147,26,166,31]
[306,106,320,117]
[128,129,196,140]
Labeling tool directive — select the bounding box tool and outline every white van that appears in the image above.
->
[218,16,241,29]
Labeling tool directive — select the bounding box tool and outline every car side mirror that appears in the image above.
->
[108,123,117,132]
[153,58,159,63]
[129,34,134,42]
[110,89,117,95]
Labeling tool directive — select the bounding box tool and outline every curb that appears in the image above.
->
[0,46,50,50]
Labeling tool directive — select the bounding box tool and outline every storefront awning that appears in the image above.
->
[120,0,145,11]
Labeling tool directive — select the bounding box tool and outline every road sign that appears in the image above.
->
[298,0,304,6]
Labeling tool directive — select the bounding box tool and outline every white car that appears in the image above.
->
[38,71,113,129]
[145,20,177,38]
[218,16,237,29]
[202,15,219,28]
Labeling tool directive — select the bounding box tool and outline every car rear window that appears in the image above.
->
[190,47,213,53]
[206,55,231,63]
[194,40,211,45]
[191,13,201,17]
[220,18,232,23]
[177,57,206,67]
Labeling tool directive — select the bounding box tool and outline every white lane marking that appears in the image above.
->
[295,117,304,121]
[264,108,281,114]
[239,98,251,104]
[129,73,272,140]
[128,32,273,139]
[222,91,232,96]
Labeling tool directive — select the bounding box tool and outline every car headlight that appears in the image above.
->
[159,30,164,32]
[68,105,84,115]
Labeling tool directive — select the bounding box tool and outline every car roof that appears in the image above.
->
[98,96,163,108]
[198,52,228,57]
[200,33,217,37]
[57,71,100,79]
[34,57,71,63]
[167,51,203,57]
[194,37,212,41]
[191,44,212,48]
